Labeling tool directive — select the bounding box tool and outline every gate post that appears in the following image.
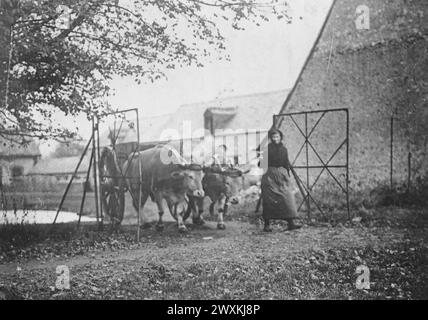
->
[390,117,394,188]
[346,109,350,220]
[96,115,104,229]
[92,116,101,230]
[305,113,311,219]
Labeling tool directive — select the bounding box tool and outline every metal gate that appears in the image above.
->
[96,108,142,239]
[273,108,350,220]
[51,108,143,240]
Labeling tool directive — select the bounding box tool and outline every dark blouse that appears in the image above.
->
[267,142,291,173]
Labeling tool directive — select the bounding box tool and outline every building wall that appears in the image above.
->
[0,157,38,186]
[171,131,268,166]
[283,37,428,190]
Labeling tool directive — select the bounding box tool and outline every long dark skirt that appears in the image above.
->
[261,167,298,220]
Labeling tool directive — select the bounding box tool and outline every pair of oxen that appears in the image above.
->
[103,144,259,233]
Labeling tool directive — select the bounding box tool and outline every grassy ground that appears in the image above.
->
[0,204,427,300]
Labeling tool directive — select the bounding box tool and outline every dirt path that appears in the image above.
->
[1,213,426,300]
[0,221,404,275]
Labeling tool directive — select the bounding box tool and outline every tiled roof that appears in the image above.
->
[99,89,290,146]
[162,89,290,139]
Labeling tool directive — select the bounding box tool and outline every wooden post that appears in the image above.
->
[136,110,141,241]
[305,113,311,219]
[92,117,100,229]
[52,136,92,225]
[77,147,94,228]
[390,117,394,188]
[346,109,350,220]
[96,116,103,229]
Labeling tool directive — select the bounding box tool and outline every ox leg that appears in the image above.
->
[255,195,262,213]
[131,186,139,212]
[176,203,188,233]
[153,192,165,232]
[209,202,215,216]
[166,198,187,233]
[191,196,205,226]
[131,186,150,229]
[139,191,151,229]
[217,196,227,230]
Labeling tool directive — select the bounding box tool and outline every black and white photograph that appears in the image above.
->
[0,0,427,304]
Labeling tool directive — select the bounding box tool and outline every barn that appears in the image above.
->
[273,0,428,194]
[100,89,290,166]
[0,137,41,187]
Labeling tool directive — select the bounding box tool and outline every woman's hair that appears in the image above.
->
[268,128,283,141]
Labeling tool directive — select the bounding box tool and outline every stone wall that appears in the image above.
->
[279,0,428,192]
[283,36,428,191]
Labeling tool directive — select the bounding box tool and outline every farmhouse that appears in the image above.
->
[27,154,93,189]
[0,137,41,186]
[275,0,428,190]
[101,89,290,165]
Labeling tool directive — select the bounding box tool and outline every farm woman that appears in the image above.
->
[260,129,302,232]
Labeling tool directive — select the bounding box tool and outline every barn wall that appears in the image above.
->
[283,37,428,191]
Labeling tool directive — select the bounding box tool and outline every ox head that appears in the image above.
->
[203,166,249,205]
[170,163,205,198]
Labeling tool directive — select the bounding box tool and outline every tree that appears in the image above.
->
[0,0,290,143]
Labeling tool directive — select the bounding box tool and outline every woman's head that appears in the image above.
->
[269,129,283,144]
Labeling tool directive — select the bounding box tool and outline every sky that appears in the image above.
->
[39,0,333,157]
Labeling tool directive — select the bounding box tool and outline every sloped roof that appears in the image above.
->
[28,154,91,175]
[162,89,290,139]
[100,89,290,146]
[315,0,428,55]
[0,137,41,157]
[205,107,238,116]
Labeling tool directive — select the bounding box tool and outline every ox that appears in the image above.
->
[189,165,255,229]
[123,145,204,232]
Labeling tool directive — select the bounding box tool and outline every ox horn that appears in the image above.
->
[170,171,184,179]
